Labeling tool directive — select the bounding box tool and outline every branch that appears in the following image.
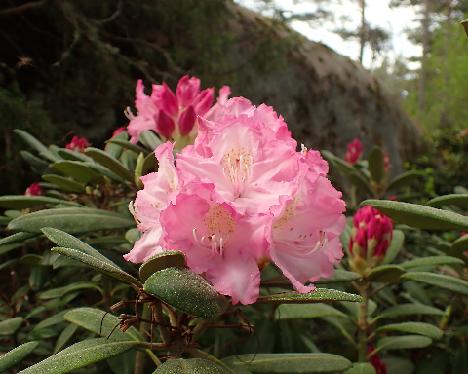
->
[0,0,46,16]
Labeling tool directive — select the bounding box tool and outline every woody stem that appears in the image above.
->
[357,280,370,362]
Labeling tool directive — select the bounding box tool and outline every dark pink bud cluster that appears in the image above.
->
[368,346,387,374]
[349,206,393,259]
[344,138,363,165]
[65,135,90,152]
[25,182,42,196]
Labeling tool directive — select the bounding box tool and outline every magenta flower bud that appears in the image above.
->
[178,105,196,135]
[176,75,201,107]
[25,182,42,196]
[344,138,363,165]
[349,206,393,272]
[158,83,178,117]
[156,110,176,138]
[193,88,214,116]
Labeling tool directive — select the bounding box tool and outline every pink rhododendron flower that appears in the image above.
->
[125,75,230,145]
[348,206,393,274]
[25,182,42,196]
[125,95,346,305]
[65,136,90,152]
[344,138,363,164]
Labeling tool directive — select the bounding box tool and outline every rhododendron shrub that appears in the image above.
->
[1,75,467,374]
[125,97,346,304]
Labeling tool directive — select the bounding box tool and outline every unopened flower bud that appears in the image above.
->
[25,182,42,196]
[156,110,176,138]
[65,135,90,152]
[178,105,196,135]
[344,138,363,165]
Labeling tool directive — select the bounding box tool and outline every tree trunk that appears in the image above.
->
[418,0,431,112]
[358,0,366,63]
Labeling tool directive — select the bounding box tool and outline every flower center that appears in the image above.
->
[221,148,253,197]
[192,204,235,256]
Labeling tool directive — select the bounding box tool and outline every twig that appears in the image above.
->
[0,0,46,16]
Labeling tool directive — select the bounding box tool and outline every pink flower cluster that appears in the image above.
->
[349,206,393,259]
[344,138,363,165]
[125,96,346,305]
[65,136,90,152]
[126,75,230,145]
[25,182,42,196]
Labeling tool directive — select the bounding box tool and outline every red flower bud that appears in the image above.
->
[156,110,176,138]
[25,182,42,196]
[345,138,363,165]
[65,135,90,152]
[368,346,387,374]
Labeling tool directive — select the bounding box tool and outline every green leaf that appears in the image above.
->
[361,200,468,230]
[317,269,361,283]
[139,130,162,150]
[15,129,57,162]
[51,247,140,286]
[275,303,347,320]
[0,317,24,335]
[106,138,147,154]
[377,303,444,319]
[105,131,129,159]
[52,161,104,183]
[0,232,37,245]
[0,195,78,209]
[401,272,468,295]
[400,256,464,270]
[257,288,363,304]
[375,335,432,352]
[139,250,186,281]
[54,324,78,354]
[42,174,86,193]
[376,322,443,340]
[41,227,114,263]
[367,265,405,283]
[0,341,39,372]
[154,358,229,374]
[427,194,468,209]
[382,230,405,264]
[348,171,373,195]
[451,235,468,254]
[64,307,141,341]
[57,148,93,162]
[20,150,49,172]
[387,170,423,192]
[368,146,385,183]
[19,338,138,374]
[383,357,414,374]
[143,267,227,319]
[344,363,376,374]
[224,353,352,373]
[85,147,133,182]
[38,281,102,300]
[8,207,134,234]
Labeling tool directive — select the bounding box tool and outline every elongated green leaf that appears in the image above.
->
[344,363,376,374]
[53,161,103,183]
[348,171,373,195]
[377,303,444,319]
[139,250,186,281]
[367,265,405,283]
[0,232,37,245]
[376,322,443,340]
[375,335,432,352]
[54,324,78,354]
[38,281,102,299]
[57,148,93,162]
[20,150,49,172]
[275,303,347,320]
[224,353,352,373]
[382,230,405,264]
[258,288,362,304]
[387,170,423,192]
[15,129,56,162]
[105,131,129,158]
[154,358,229,374]
[451,235,468,254]
[106,138,147,154]
[41,227,113,263]
[144,267,227,319]
[400,256,464,270]
[19,338,138,374]
[51,247,140,286]
[0,341,39,372]
[8,207,134,234]
[368,146,385,183]
[85,147,133,181]
[0,317,24,335]
[428,194,468,208]
[64,307,141,341]
[0,195,78,209]
[139,130,162,150]
[401,272,468,295]
[317,270,361,283]
[42,174,86,193]
[361,200,468,230]
[0,242,24,256]
[321,150,355,175]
